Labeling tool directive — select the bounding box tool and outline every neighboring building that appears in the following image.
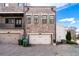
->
[56,23,66,42]
[75,28,79,39]
[0,3,56,44]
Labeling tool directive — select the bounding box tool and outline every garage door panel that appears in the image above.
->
[29,34,51,44]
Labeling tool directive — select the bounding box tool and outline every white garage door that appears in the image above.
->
[29,34,51,44]
[0,33,21,44]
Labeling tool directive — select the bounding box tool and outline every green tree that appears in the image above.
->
[66,31,71,43]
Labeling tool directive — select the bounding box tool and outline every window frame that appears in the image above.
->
[42,15,47,24]
[18,3,23,7]
[26,15,31,24]
[49,15,54,24]
[15,18,22,27]
[5,18,14,24]
[4,3,9,7]
[15,18,22,25]
[34,15,39,24]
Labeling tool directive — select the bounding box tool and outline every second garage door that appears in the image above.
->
[29,34,51,44]
[0,33,21,44]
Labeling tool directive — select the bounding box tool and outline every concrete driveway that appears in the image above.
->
[0,43,79,56]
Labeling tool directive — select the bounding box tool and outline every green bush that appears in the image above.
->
[66,31,77,44]
[66,31,71,42]
[66,40,77,44]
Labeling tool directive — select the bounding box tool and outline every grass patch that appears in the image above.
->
[66,40,77,44]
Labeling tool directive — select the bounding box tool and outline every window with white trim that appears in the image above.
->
[4,3,9,7]
[26,15,31,24]
[49,15,54,24]
[18,3,23,7]
[34,15,39,24]
[42,15,47,24]
[5,18,14,24]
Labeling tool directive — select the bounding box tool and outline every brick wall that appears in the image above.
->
[25,6,56,39]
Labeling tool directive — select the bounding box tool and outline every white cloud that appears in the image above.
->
[56,4,77,11]
[49,3,68,8]
[1,0,79,3]
[59,18,76,24]
[76,28,79,33]
[30,3,68,6]
[56,4,70,11]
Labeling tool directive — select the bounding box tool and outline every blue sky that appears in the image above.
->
[56,3,79,28]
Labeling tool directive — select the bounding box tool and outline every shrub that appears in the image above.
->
[66,31,71,43]
[66,40,77,44]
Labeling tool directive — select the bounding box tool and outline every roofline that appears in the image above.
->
[25,6,56,8]
[0,12,24,13]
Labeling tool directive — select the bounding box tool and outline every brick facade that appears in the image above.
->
[25,6,56,39]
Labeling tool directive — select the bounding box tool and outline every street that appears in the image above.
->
[0,43,79,56]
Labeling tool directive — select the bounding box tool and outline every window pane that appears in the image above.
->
[18,3,23,7]
[5,19,9,23]
[42,15,47,24]
[16,20,18,24]
[49,15,54,24]
[50,15,54,19]
[24,3,27,7]
[34,15,39,24]
[15,18,22,25]
[9,18,14,24]
[27,15,31,24]
[4,3,9,7]
[11,19,14,24]
[18,20,22,25]
[5,18,14,24]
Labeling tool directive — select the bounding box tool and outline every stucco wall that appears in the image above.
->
[56,24,66,42]
[0,3,23,12]
[0,29,23,44]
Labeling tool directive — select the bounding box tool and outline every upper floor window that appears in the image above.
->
[42,15,47,24]
[5,18,14,24]
[4,3,9,7]
[24,3,27,7]
[18,3,24,7]
[34,15,39,24]
[26,15,31,24]
[49,15,54,24]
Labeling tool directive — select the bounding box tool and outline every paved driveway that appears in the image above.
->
[0,43,79,56]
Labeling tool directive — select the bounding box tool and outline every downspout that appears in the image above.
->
[23,4,29,38]
[51,6,56,45]
[54,6,56,44]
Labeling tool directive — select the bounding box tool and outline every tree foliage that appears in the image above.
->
[66,31,71,43]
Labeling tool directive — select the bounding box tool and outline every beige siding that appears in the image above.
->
[0,33,21,44]
[0,29,23,44]
[0,3,23,12]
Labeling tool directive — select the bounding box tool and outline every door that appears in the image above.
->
[15,18,22,27]
[29,34,51,44]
